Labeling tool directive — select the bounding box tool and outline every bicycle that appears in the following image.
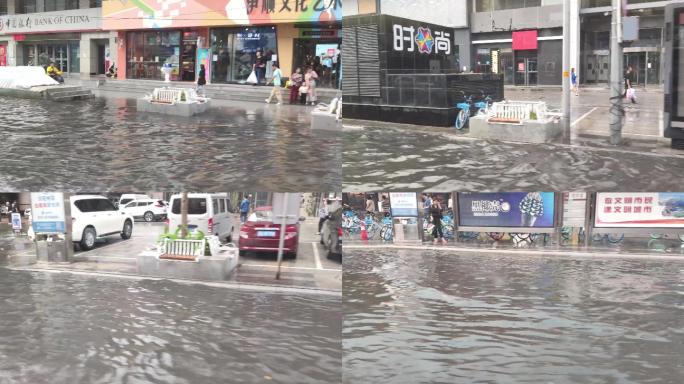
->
[592,233,625,244]
[379,216,393,242]
[455,90,492,130]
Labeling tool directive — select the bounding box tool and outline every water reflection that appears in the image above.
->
[0,267,341,383]
[343,248,684,383]
[0,96,340,191]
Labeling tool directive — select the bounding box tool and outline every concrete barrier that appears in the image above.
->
[469,114,562,143]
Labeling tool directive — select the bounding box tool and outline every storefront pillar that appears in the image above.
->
[5,40,18,66]
[115,31,127,80]
[276,24,297,77]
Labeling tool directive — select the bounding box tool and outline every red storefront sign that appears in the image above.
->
[512,30,538,50]
[13,35,26,41]
[0,45,6,66]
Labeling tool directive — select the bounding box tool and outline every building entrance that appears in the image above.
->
[514,51,538,86]
[293,37,341,89]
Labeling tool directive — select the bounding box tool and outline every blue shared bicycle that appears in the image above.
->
[455,90,492,130]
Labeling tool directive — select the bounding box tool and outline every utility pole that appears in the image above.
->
[180,192,188,238]
[561,0,571,132]
[609,0,623,145]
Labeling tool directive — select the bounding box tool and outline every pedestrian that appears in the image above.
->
[570,67,578,96]
[46,61,64,84]
[289,67,303,104]
[253,51,266,86]
[422,193,432,221]
[381,195,390,216]
[623,65,637,104]
[239,194,251,224]
[365,195,376,216]
[304,66,319,106]
[431,199,447,245]
[265,62,283,105]
[196,64,206,96]
[317,200,331,235]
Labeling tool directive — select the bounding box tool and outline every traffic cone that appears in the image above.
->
[360,221,368,241]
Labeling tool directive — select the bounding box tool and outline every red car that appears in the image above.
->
[239,206,299,258]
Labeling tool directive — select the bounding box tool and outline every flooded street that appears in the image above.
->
[0,96,340,191]
[343,248,684,383]
[0,263,341,383]
[343,126,684,191]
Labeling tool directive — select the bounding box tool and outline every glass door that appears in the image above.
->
[181,31,198,81]
[514,53,538,86]
[645,52,660,86]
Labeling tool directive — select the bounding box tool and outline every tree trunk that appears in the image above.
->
[180,192,188,238]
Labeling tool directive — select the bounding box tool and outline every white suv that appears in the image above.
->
[71,195,134,250]
[121,199,167,222]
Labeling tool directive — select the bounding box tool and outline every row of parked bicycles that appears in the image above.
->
[342,209,394,242]
[454,90,493,130]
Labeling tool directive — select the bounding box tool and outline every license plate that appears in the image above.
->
[257,230,276,237]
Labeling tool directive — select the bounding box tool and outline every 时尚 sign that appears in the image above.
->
[30,192,66,234]
[393,24,452,55]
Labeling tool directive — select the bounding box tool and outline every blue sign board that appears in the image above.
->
[458,192,556,228]
[11,213,21,231]
[32,221,66,233]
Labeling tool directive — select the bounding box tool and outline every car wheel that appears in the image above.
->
[226,228,233,243]
[288,251,298,259]
[121,220,133,239]
[143,211,154,222]
[80,227,96,251]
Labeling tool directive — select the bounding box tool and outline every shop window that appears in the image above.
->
[210,27,277,84]
[126,31,182,80]
[475,48,492,73]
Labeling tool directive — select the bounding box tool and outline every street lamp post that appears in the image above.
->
[562,0,571,132]
[609,0,624,145]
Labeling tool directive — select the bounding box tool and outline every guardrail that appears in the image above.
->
[489,101,549,124]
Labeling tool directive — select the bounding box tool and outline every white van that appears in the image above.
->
[118,194,150,208]
[167,193,235,243]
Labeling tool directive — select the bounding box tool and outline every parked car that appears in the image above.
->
[121,199,167,222]
[118,194,150,208]
[167,193,235,243]
[71,195,134,250]
[320,205,342,261]
[239,206,300,258]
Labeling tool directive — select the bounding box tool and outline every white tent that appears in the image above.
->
[0,66,59,89]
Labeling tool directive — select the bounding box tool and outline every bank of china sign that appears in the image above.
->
[393,24,451,55]
[0,8,101,34]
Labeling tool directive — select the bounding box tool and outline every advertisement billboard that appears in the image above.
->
[389,192,418,217]
[594,193,684,228]
[30,192,66,234]
[458,192,556,228]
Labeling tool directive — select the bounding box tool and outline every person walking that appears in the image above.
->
[196,64,206,96]
[430,200,447,245]
[422,193,432,221]
[239,195,252,224]
[304,66,319,106]
[265,62,283,105]
[317,200,331,235]
[289,67,303,104]
[365,196,376,216]
[623,65,637,104]
[570,67,578,96]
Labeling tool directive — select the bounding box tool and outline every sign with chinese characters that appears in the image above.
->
[0,8,101,34]
[595,193,684,228]
[103,0,342,30]
[11,213,21,231]
[458,192,556,228]
[562,192,587,228]
[389,192,418,217]
[30,192,66,234]
[392,24,452,55]
[512,30,538,51]
[491,49,499,74]
[0,44,5,66]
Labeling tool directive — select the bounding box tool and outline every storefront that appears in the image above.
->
[472,29,563,86]
[0,8,111,75]
[103,0,342,85]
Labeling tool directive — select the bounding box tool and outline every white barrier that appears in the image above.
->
[0,66,59,89]
[158,238,206,261]
[150,87,205,104]
[489,101,549,124]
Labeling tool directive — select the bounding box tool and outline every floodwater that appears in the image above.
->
[343,248,684,383]
[0,265,341,383]
[0,96,340,191]
[342,126,684,191]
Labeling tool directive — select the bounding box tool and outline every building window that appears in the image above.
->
[581,0,610,7]
[44,0,80,12]
[476,0,543,11]
[0,0,7,16]
[90,0,102,7]
[18,0,37,13]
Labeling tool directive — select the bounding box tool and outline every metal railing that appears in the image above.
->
[158,238,206,261]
